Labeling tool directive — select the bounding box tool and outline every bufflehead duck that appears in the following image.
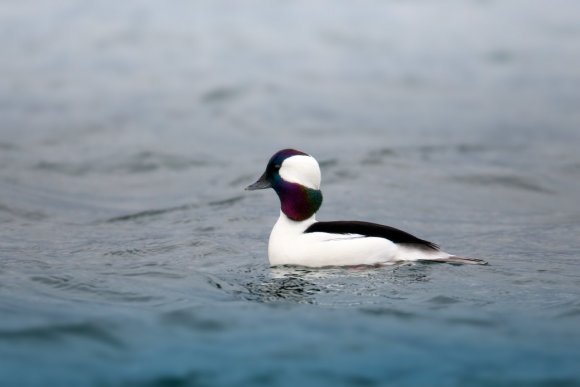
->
[246,149,487,267]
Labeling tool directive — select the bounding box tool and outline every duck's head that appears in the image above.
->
[246,149,323,221]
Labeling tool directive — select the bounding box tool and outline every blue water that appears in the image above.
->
[1,1,580,386]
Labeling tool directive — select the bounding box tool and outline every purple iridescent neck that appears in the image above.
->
[272,178,322,221]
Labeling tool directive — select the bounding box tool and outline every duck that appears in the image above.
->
[246,149,487,267]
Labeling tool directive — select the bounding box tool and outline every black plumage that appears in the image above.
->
[304,220,439,250]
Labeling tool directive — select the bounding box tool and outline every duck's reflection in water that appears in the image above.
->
[241,262,432,304]
[242,267,321,304]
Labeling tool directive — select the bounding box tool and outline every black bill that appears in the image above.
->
[245,172,271,191]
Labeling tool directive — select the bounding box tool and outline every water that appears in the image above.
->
[1,0,580,385]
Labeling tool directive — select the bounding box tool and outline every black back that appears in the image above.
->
[304,220,439,250]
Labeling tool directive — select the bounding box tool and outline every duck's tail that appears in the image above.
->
[425,256,488,265]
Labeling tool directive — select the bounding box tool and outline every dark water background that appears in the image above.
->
[1,1,580,385]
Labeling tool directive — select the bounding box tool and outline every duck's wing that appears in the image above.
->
[304,220,439,251]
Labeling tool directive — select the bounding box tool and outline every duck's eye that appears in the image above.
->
[273,164,281,170]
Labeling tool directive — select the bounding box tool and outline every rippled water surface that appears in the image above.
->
[1,1,580,386]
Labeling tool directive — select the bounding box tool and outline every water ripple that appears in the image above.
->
[128,371,215,387]
[240,275,321,304]
[0,322,124,348]
[0,203,47,221]
[33,151,211,176]
[208,196,244,207]
[160,308,228,332]
[359,307,417,320]
[200,85,247,104]
[105,203,196,223]
[30,275,162,303]
[452,174,554,194]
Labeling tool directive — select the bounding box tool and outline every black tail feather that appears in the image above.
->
[424,256,488,265]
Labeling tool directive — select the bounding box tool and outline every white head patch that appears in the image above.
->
[279,155,321,190]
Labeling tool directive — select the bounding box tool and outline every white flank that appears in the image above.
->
[268,212,453,267]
